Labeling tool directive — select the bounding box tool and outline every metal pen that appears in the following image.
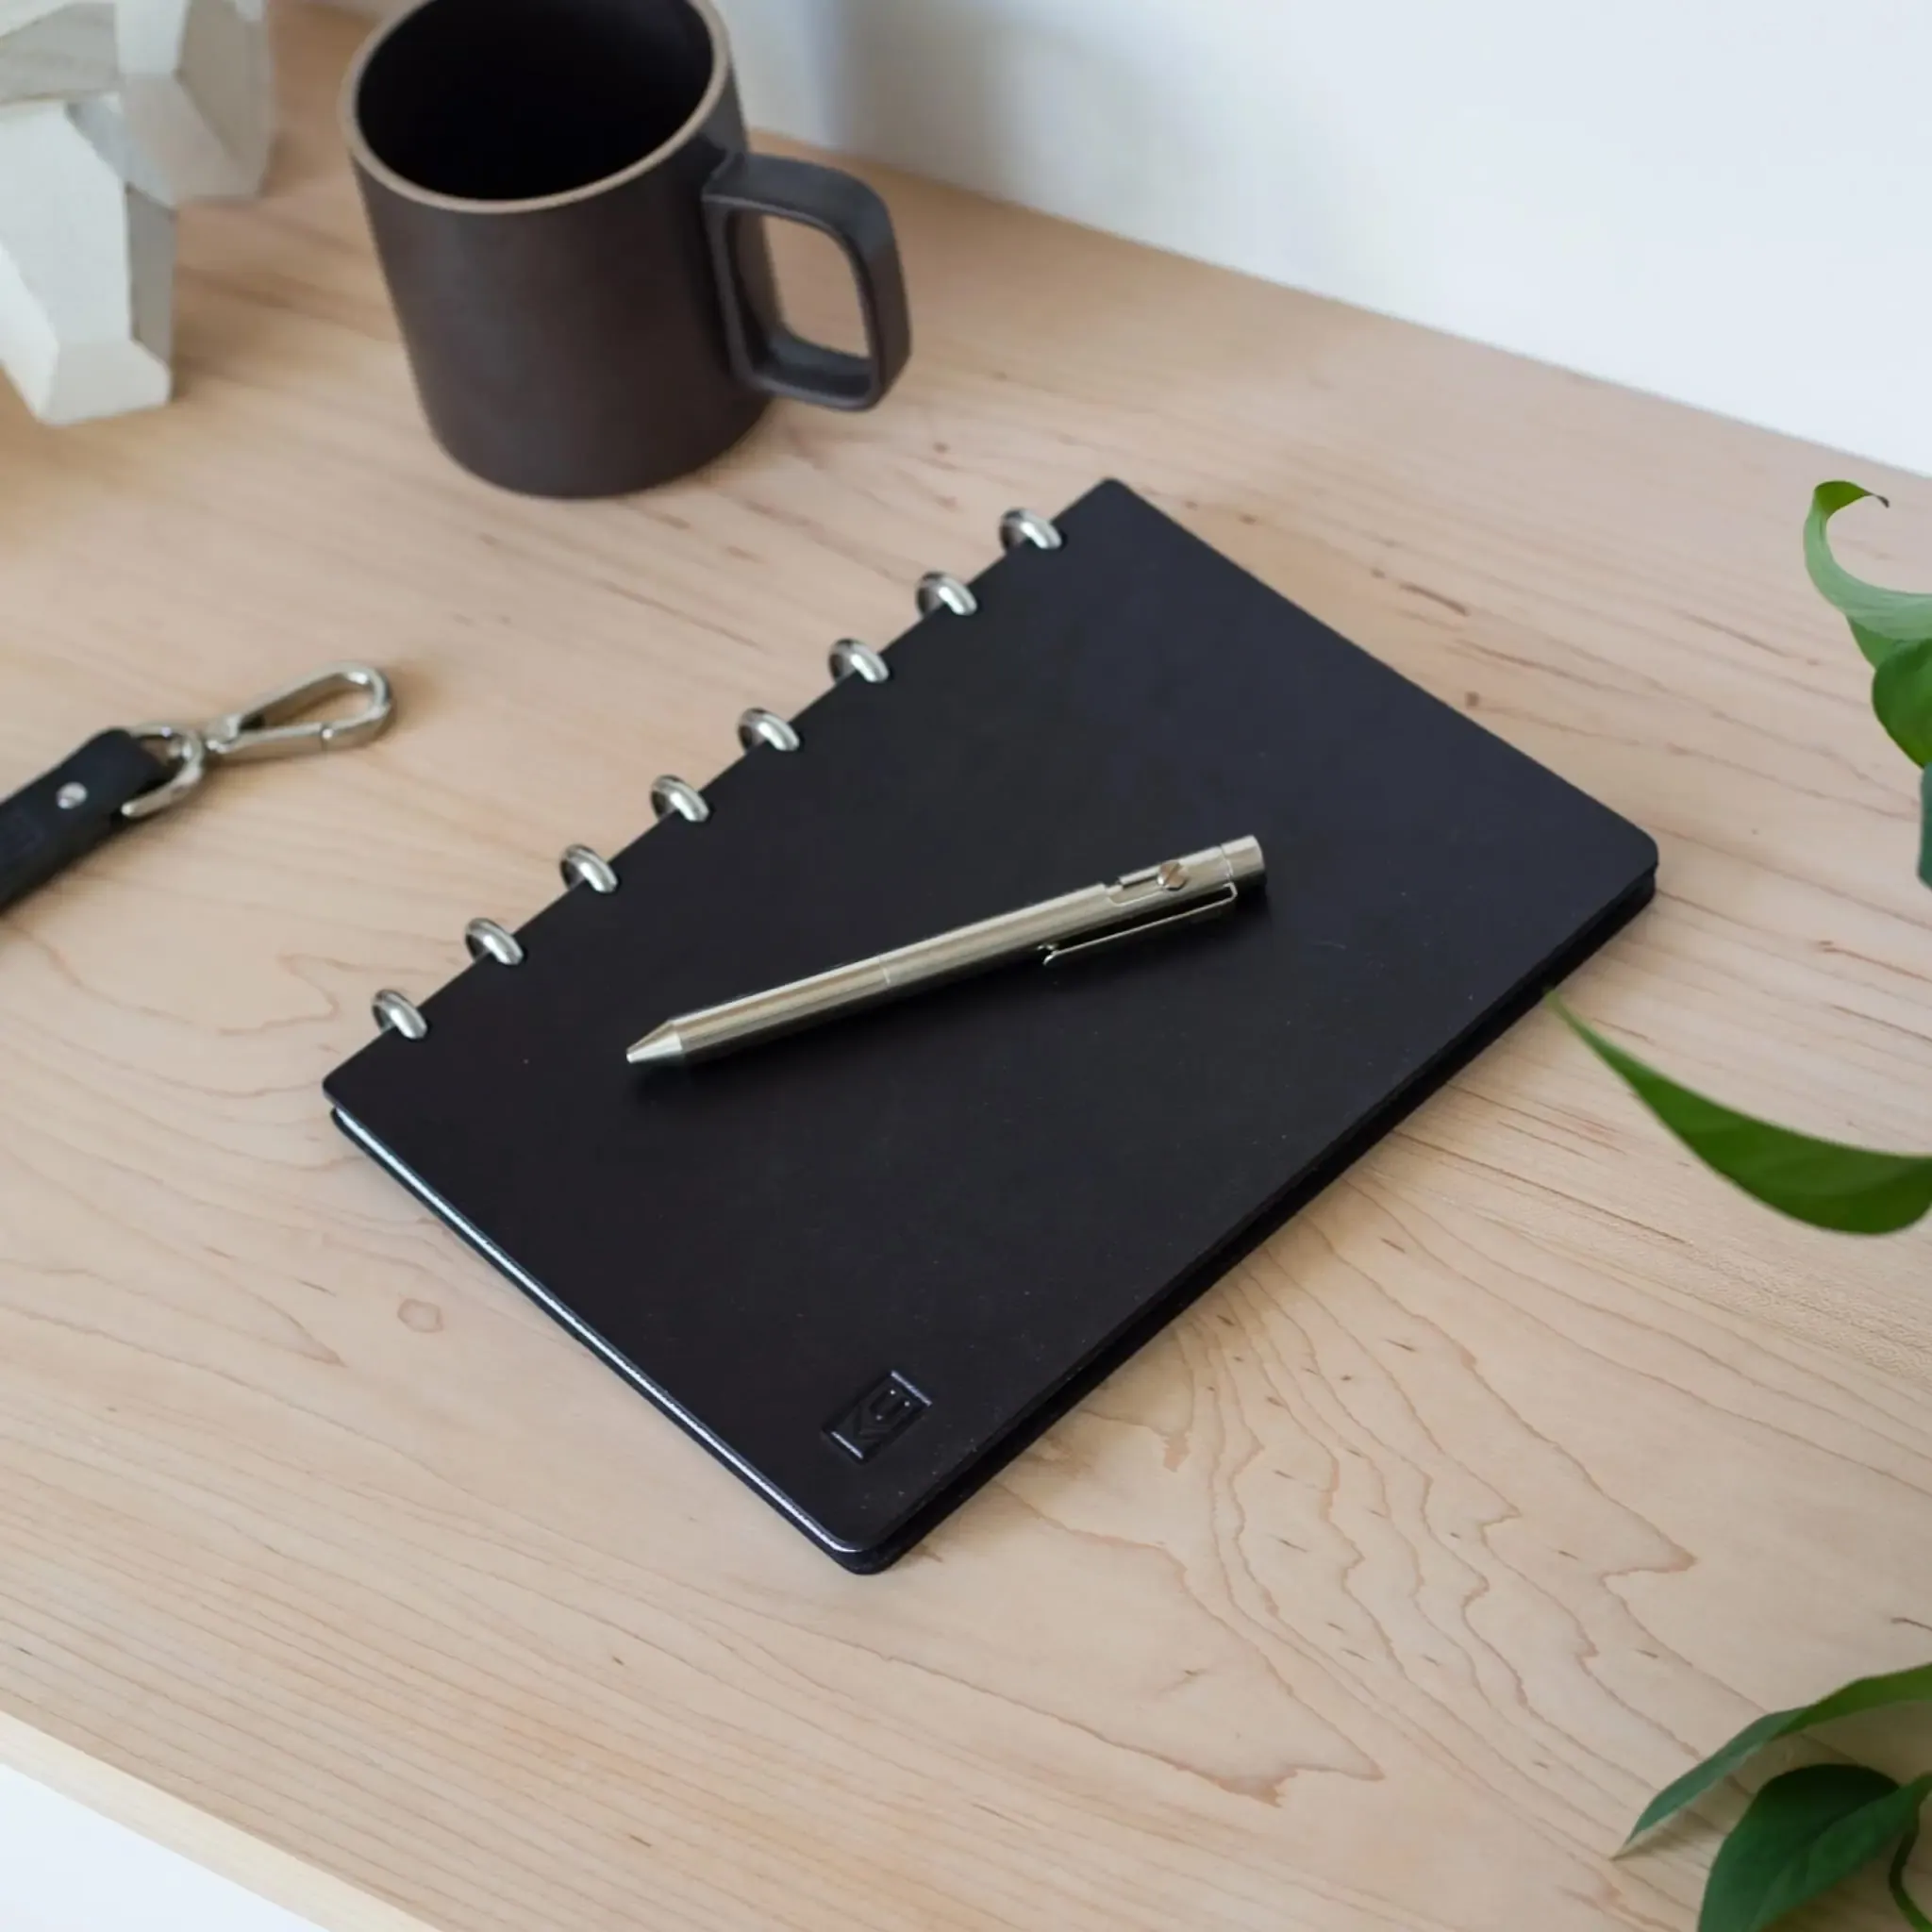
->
[625,835,1266,1068]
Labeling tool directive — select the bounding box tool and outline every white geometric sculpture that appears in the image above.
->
[115,0,270,203]
[0,0,114,101]
[0,96,174,422]
[0,0,268,425]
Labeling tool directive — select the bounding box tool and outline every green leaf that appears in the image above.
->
[1805,482,1932,669]
[1624,1660,1932,1842]
[1700,1767,1932,1932]
[1556,1005,1932,1237]
[1890,1834,1932,1932]
[1874,637,1932,766]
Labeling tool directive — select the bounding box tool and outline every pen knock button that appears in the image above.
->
[1111,859,1183,903]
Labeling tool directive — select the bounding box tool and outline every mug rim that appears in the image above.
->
[339,0,735,216]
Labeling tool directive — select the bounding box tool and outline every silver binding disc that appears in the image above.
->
[737,708,801,752]
[829,639,890,684]
[559,843,620,892]
[999,508,1063,552]
[916,572,978,617]
[650,774,711,823]
[372,989,428,1040]
[463,917,525,966]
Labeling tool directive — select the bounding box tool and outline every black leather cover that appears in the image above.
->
[325,482,1657,1569]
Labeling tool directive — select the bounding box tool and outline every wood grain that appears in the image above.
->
[0,1708,439,1931]
[3,7,1931,1928]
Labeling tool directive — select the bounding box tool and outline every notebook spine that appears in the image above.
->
[368,507,1068,1042]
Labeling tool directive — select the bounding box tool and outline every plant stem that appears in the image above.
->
[1890,1831,1932,1931]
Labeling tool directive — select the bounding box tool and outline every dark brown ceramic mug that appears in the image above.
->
[341,0,911,498]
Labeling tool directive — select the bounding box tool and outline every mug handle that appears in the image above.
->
[702,154,911,411]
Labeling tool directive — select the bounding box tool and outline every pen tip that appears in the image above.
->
[625,1025,684,1069]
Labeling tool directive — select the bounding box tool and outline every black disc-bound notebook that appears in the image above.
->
[325,481,1657,1570]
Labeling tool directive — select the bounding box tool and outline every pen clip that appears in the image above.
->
[1040,883,1241,966]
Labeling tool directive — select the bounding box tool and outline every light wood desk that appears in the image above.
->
[5,8,1930,1928]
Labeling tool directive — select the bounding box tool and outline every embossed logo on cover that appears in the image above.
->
[827,1371,930,1461]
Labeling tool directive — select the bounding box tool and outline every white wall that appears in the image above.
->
[332,0,1932,475]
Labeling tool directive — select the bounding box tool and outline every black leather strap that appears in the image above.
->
[0,729,169,912]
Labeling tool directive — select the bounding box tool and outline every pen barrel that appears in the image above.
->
[665,839,1263,1063]
[672,887,1100,1061]
[674,958,899,1059]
